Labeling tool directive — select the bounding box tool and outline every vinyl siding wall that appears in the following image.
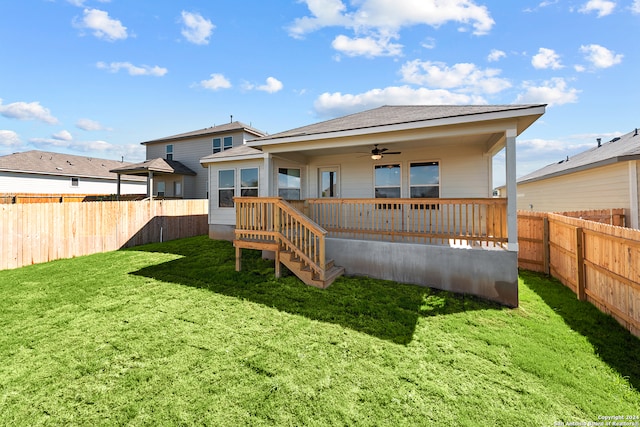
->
[516,162,630,213]
[145,130,253,199]
[208,159,265,226]
[0,172,146,195]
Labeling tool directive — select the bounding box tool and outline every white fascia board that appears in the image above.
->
[199,153,264,166]
[0,169,143,182]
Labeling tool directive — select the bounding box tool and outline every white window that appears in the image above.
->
[213,136,233,154]
[166,144,173,161]
[71,177,79,187]
[410,161,439,198]
[173,181,182,197]
[240,168,259,197]
[218,169,235,207]
[157,181,165,197]
[374,164,401,198]
[278,168,300,200]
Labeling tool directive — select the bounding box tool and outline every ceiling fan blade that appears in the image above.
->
[384,151,401,155]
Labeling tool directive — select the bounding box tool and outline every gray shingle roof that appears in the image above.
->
[199,145,264,164]
[142,121,267,145]
[251,104,546,143]
[110,158,197,176]
[518,127,640,183]
[0,150,145,181]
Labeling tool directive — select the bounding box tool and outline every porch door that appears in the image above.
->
[319,167,340,198]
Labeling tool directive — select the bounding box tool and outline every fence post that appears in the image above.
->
[543,216,550,275]
[575,227,586,301]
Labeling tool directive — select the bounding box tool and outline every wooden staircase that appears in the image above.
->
[278,250,344,289]
[233,197,344,289]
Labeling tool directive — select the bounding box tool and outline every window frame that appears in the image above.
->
[213,136,234,154]
[277,167,301,200]
[70,177,79,187]
[374,163,401,199]
[409,161,440,199]
[240,167,259,197]
[218,169,235,208]
[166,144,173,161]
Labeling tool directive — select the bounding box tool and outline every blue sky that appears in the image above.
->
[1,0,638,185]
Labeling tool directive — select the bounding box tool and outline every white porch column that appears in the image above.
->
[148,171,154,200]
[629,160,639,229]
[263,153,272,197]
[505,128,518,251]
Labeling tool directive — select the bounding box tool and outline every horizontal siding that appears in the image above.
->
[144,129,249,199]
[0,172,146,195]
[517,162,630,212]
[208,160,264,225]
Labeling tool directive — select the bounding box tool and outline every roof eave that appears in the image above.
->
[518,154,640,184]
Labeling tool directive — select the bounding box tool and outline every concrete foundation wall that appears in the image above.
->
[209,224,235,241]
[326,238,518,307]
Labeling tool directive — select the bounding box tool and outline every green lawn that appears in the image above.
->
[1,236,639,426]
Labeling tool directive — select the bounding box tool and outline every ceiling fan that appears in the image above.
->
[369,144,401,160]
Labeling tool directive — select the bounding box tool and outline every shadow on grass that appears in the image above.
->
[521,270,640,391]
[127,236,503,345]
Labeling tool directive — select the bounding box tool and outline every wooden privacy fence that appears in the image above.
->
[0,193,146,204]
[518,211,640,337]
[0,199,208,270]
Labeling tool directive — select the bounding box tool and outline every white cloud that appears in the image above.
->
[579,0,616,17]
[28,137,145,160]
[487,49,506,62]
[257,77,284,93]
[198,73,232,90]
[531,47,563,69]
[76,8,127,41]
[243,77,284,93]
[515,77,580,106]
[76,118,109,131]
[579,44,623,68]
[314,85,486,118]
[400,60,511,94]
[180,11,214,45]
[0,98,59,124]
[288,0,494,57]
[632,0,640,13]
[52,130,73,141]
[332,33,403,57]
[0,130,21,148]
[96,61,168,76]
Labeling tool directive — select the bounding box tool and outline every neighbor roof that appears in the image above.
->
[0,150,145,181]
[142,121,267,145]
[200,145,264,165]
[518,127,640,184]
[250,104,546,144]
[110,158,197,176]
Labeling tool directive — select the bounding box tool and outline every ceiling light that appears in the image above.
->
[371,154,382,160]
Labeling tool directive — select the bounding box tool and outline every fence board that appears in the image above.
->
[519,210,640,338]
[1,200,208,270]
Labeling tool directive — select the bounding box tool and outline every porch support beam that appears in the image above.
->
[505,128,518,251]
[629,160,639,229]
[147,171,154,200]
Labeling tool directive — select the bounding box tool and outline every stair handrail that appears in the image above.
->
[275,198,328,281]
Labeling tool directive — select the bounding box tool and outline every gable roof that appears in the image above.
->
[110,158,197,176]
[250,105,546,145]
[142,121,267,145]
[0,150,145,181]
[518,127,640,184]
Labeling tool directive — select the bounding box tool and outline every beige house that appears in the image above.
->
[112,122,267,199]
[515,127,640,229]
[200,105,546,306]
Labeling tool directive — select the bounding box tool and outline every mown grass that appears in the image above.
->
[1,235,638,426]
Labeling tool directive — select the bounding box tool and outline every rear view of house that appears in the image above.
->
[516,128,640,229]
[200,104,546,306]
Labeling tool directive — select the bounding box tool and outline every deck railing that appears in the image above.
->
[234,197,328,280]
[306,198,507,248]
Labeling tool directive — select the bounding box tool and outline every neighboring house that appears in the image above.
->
[200,104,546,306]
[0,150,146,195]
[112,122,267,199]
[514,127,640,229]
